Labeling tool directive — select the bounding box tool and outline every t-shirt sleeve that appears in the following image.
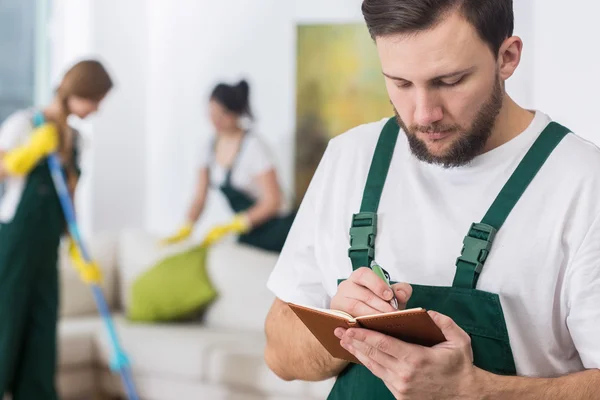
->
[196,138,214,170]
[243,136,275,178]
[565,212,600,369]
[266,143,332,309]
[0,111,32,151]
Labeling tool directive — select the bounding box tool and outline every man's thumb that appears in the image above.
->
[428,310,469,343]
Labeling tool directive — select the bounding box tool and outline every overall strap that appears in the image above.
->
[348,118,399,270]
[453,122,571,289]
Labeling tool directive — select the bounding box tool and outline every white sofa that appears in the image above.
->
[57,230,335,400]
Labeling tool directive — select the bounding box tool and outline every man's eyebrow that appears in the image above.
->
[382,66,476,82]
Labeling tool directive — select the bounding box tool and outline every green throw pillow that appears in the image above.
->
[128,245,218,322]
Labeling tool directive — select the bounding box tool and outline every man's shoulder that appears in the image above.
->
[538,119,600,199]
[554,122,600,172]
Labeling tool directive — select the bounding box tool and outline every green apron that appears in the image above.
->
[0,114,79,399]
[328,117,570,399]
[212,133,296,253]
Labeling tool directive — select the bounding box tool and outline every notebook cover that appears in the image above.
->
[288,303,446,364]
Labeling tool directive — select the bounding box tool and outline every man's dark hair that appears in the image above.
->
[362,0,514,56]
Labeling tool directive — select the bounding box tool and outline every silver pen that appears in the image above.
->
[370,260,398,310]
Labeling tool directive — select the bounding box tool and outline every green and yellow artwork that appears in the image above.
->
[294,23,392,205]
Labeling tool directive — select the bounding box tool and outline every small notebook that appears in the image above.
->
[288,303,446,364]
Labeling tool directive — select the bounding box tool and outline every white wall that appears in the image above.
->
[48,0,598,238]
[90,0,147,234]
[508,0,535,108]
[531,1,600,142]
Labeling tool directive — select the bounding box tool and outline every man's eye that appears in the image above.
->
[439,76,464,87]
[396,81,412,89]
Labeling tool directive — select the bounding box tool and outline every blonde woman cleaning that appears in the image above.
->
[0,60,113,400]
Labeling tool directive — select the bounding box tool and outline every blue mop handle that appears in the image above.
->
[46,154,140,400]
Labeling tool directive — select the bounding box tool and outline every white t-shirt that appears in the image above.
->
[267,111,600,378]
[0,109,37,222]
[197,133,290,214]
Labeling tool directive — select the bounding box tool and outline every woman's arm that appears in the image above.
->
[0,124,59,177]
[0,150,8,181]
[186,167,210,223]
[244,168,282,227]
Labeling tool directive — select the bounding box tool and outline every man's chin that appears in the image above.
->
[408,137,473,168]
[417,135,458,156]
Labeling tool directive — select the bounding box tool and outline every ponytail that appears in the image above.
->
[210,79,253,120]
[235,80,253,120]
[47,88,72,162]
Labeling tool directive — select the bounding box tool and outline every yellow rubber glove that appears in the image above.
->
[229,213,252,234]
[201,213,251,247]
[201,225,231,247]
[68,238,103,284]
[160,222,194,245]
[3,123,59,175]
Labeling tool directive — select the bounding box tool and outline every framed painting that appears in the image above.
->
[294,23,392,205]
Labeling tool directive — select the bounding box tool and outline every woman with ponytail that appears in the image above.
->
[0,59,113,399]
[163,79,296,252]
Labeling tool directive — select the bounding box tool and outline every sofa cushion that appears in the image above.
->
[93,314,333,399]
[117,229,279,332]
[203,241,278,331]
[98,369,314,400]
[94,314,264,381]
[59,233,119,317]
[58,316,102,368]
[117,229,205,314]
[128,245,217,322]
[205,337,335,398]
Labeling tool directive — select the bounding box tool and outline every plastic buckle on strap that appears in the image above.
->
[455,222,497,274]
[348,212,377,260]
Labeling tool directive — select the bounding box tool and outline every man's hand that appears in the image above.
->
[330,267,412,317]
[335,310,479,399]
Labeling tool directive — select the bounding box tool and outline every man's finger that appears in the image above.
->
[350,267,394,302]
[343,328,424,362]
[341,337,392,382]
[391,282,413,308]
[345,284,397,315]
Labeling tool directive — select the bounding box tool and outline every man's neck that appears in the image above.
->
[484,95,535,153]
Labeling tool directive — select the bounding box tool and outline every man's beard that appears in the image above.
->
[395,77,503,168]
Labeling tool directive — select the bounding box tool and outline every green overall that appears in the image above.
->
[0,114,79,399]
[328,117,570,399]
[213,133,296,253]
